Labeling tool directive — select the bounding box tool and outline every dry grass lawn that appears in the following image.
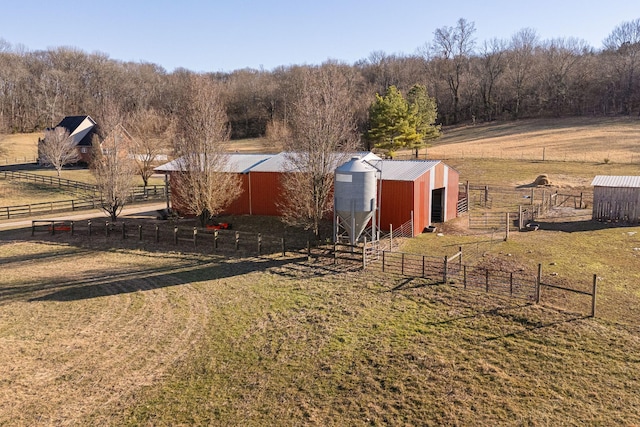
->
[0,233,639,425]
[0,133,39,164]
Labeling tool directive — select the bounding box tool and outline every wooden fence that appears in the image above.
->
[378,248,598,316]
[1,170,96,192]
[1,186,168,220]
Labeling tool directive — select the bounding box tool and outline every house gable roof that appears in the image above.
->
[55,115,97,147]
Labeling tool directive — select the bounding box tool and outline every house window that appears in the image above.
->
[81,147,88,153]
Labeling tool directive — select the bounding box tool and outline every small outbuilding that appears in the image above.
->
[591,175,640,223]
[377,160,459,236]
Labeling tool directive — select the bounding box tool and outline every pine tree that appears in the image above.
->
[367,85,439,157]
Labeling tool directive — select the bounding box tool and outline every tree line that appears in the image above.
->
[1,17,639,138]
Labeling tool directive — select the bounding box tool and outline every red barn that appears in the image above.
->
[377,160,459,235]
[156,153,459,237]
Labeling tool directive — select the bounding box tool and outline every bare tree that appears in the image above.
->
[171,74,241,225]
[125,108,173,187]
[91,98,137,221]
[38,126,79,176]
[603,18,640,115]
[505,28,539,118]
[429,18,476,124]
[279,64,360,239]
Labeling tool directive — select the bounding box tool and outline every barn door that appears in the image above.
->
[431,188,444,223]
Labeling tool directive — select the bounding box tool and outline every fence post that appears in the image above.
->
[591,274,598,318]
[70,221,74,236]
[382,251,386,272]
[155,225,159,243]
[281,236,285,257]
[31,221,35,236]
[536,264,542,304]
[333,242,337,265]
[362,237,367,270]
[214,230,218,250]
[505,212,510,241]
[443,255,448,283]
[258,233,262,255]
[138,224,143,241]
[307,240,311,261]
[485,269,489,292]
[463,265,467,289]
[422,255,425,278]
[401,253,405,275]
[510,272,513,296]
[484,185,489,207]
[174,226,178,245]
[193,227,198,249]
[88,220,92,238]
[518,205,523,231]
[389,224,393,251]
[580,192,584,209]
[235,231,240,251]
[459,246,463,268]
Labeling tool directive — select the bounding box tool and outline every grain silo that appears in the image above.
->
[334,156,379,245]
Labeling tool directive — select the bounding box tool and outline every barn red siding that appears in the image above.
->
[379,180,414,232]
[247,172,284,216]
[223,174,250,215]
[445,165,460,222]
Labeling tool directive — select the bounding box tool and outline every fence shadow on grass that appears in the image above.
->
[26,255,311,303]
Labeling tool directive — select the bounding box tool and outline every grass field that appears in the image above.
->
[0,235,639,425]
[428,116,640,164]
[0,132,39,164]
[2,117,640,425]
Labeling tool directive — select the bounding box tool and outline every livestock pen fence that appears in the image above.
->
[459,182,593,231]
[379,248,598,317]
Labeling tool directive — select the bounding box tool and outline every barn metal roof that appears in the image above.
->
[249,152,381,173]
[155,153,274,173]
[376,160,441,181]
[591,175,640,188]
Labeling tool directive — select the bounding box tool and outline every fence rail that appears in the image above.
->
[1,170,96,192]
[1,187,168,220]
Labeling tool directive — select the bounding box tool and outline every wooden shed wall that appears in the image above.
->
[592,186,640,222]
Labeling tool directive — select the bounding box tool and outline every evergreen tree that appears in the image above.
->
[367,85,439,157]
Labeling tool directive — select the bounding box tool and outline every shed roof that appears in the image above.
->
[591,175,640,188]
[377,160,441,181]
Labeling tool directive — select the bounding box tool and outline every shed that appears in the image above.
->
[377,160,459,236]
[591,175,640,223]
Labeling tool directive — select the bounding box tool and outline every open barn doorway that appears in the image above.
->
[431,188,444,223]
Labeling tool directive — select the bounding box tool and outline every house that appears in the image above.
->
[591,176,640,223]
[38,115,97,164]
[155,152,460,237]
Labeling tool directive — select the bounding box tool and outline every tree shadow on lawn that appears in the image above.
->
[531,219,637,233]
[19,253,349,303]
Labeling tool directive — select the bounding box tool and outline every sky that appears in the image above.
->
[1,0,638,73]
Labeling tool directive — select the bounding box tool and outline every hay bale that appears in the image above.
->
[534,174,551,186]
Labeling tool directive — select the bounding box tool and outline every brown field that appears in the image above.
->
[2,117,640,425]
[0,132,39,164]
[427,116,640,164]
